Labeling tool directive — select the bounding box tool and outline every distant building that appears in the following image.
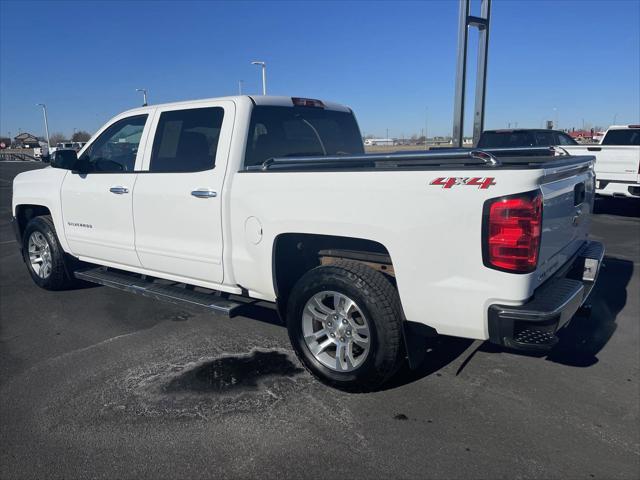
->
[364,138,395,146]
[568,129,604,143]
[13,132,40,148]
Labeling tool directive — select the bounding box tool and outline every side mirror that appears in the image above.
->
[51,149,79,171]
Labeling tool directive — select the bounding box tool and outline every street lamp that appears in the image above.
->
[553,107,559,130]
[136,88,148,106]
[251,61,267,95]
[238,80,243,95]
[425,106,429,150]
[36,104,51,149]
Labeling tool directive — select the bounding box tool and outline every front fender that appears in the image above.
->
[12,167,71,253]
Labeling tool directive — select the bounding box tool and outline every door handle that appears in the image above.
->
[191,189,217,198]
[109,186,129,194]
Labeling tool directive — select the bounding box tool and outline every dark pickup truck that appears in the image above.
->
[477,129,577,149]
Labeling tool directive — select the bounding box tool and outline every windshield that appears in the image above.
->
[244,105,364,168]
[601,129,640,145]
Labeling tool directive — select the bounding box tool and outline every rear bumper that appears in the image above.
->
[596,180,640,198]
[488,241,605,352]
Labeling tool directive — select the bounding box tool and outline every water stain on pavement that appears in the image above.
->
[163,350,304,394]
[100,349,312,420]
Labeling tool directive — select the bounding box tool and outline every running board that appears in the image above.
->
[74,267,245,316]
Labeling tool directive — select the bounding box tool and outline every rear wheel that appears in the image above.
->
[22,216,76,290]
[287,260,404,391]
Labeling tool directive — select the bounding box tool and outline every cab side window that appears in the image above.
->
[79,115,147,172]
[149,107,224,172]
[556,133,577,145]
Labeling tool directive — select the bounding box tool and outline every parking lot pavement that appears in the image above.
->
[1,161,638,479]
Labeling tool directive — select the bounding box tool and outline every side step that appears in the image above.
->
[75,267,246,316]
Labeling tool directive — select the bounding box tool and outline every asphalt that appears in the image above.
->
[1,161,639,479]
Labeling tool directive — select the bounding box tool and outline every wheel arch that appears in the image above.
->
[271,232,438,370]
[14,204,52,242]
[271,232,394,318]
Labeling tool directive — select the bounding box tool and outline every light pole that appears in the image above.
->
[238,80,243,95]
[613,113,618,125]
[553,107,558,130]
[36,104,51,149]
[136,88,148,106]
[251,61,267,95]
[425,106,429,150]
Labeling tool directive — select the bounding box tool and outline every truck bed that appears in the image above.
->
[246,147,594,172]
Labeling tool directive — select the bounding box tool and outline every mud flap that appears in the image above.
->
[402,321,438,369]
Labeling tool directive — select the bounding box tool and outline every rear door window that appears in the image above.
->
[150,107,224,172]
[534,131,556,146]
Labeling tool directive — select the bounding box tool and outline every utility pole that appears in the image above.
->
[36,104,51,149]
[238,80,243,95]
[386,128,389,140]
[452,0,492,147]
[136,88,148,106]
[251,61,267,95]
[553,107,558,130]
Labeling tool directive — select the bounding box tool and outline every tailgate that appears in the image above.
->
[533,161,595,289]
[590,146,640,179]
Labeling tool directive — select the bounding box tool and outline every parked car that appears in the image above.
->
[562,125,640,198]
[476,128,577,149]
[11,96,603,390]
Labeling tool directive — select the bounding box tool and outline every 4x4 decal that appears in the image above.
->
[430,177,496,189]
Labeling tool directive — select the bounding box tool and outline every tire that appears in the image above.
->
[22,215,76,290]
[286,260,404,391]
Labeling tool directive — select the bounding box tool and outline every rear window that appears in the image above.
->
[244,106,364,168]
[477,131,536,148]
[601,129,640,146]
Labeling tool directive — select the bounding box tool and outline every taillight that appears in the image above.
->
[483,191,543,273]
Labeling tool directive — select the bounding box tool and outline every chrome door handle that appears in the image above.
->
[191,189,217,198]
[109,186,129,194]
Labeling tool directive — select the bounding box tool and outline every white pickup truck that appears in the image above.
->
[11,96,604,390]
[563,125,640,199]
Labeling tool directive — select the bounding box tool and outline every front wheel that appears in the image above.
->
[22,216,76,290]
[286,260,404,391]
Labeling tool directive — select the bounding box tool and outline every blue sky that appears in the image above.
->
[1,0,639,139]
